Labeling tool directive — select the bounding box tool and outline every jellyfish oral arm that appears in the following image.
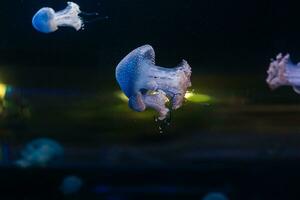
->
[54,2,83,31]
[266,53,300,93]
[128,92,146,112]
[140,60,192,109]
[142,90,170,120]
[128,90,170,120]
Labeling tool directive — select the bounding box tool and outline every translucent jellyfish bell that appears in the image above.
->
[32,2,85,33]
[15,138,64,168]
[266,53,300,94]
[115,45,192,120]
[60,175,83,195]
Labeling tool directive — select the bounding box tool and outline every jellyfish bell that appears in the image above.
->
[115,45,192,120]
[60,175,83,195]
[15,138,64,168]
[32,2,104,33]
[32,7,59,33]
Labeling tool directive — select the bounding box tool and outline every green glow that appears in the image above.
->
[0,83,7,99]
[185,91,212,103]
[115,91,128,102]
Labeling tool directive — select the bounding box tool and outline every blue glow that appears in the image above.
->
[15,138,64,168]
[60,175,83,195]
[203,192,229,200]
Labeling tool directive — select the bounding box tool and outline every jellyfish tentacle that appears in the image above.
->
[146,80,159,91]
[128,92,146,112]
[143,90,169,120]
[82,16,109,24]
[80,11,99,16]
[171,93,184,110]
[142,60,191,109]
[54,2,83,31]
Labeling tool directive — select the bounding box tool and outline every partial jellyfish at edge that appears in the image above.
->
[266,53,300,94]
[60,175,83,195]
[15,138,64,168]
[32,2,105,33]
[115,45,192,120]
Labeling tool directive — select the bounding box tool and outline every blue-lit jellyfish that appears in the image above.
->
[203,192,229,200]
[60,175,83,195]
[15,138,64,168]
[32,2,103,33]
[115,45,192,120]
[267,53,300,94]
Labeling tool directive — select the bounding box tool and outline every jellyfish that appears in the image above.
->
[266,53,300,94]
[60,175,83,195]
[202,192,229,200]
[32,2,102,33]
[15,138,64,168]
[115,45,192,120]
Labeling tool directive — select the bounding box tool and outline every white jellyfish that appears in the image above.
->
[15,138,64,168]
[266,53,300,94]
[115,45,192,120]
[32,2,104,33]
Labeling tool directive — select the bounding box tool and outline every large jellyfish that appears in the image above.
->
[32,2,101,33]
[266,53,300,94]
[115,45,192,120]
[15,138,64,168]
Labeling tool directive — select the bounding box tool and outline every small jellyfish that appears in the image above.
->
[15,138,64,168]
[266,53,300,94]
[32,2,102,33]
[115,45,192,120]
[60,175,83,195]
[202,192,229,200]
